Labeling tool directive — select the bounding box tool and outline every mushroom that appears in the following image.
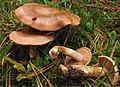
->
[58,64,108,77]
[15,3,80,31]
[9,26,54,59]
[66,47,92,65]
[49,46,92,65]
[94,56,119,85]
[9,27,54,46]
[58,56,119,85]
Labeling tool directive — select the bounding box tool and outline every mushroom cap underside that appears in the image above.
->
[9,27,54,45]
[66,47,92,65]
[15,3,80,31]
[97,56,119,85]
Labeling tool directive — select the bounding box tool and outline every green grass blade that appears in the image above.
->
[4,56,26,72]
[0,41,13,63]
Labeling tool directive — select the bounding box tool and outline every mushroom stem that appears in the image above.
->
[59,64,108,77]
[49,46,83,61]
[29,46,38,59]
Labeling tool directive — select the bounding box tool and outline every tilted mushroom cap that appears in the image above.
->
[9,27,54,45]
[15,3,80,31]
[66,47,92,65]
[95,56,119,85]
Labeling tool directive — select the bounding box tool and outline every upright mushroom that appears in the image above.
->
[15,3,80,31]
[9,27,54,46]
[9,26,54,59]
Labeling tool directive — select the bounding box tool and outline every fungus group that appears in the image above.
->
[9,3,80,60]
[49,46,119,85]
[9,3,80,46]
[9,2,119,86]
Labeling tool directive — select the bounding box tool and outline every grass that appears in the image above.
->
[0,0,120,86]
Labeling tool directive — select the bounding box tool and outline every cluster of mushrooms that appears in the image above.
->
[9,3,119,86]
[49,46,119,85]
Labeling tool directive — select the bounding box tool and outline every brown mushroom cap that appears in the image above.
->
[96,56,119,85]
[15,3,80,31]
[9,27,54,45]
[66,47,92,65]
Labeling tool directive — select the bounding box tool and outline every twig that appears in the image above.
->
[110,40,118,58]
[8,70,11,87]
[30,62,52,87]
[63,29,71,46]
[23,59,60,79]
[29,61,43,87]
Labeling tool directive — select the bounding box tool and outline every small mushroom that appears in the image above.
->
[15,3,80,31]
[59,56,119,85]
[49,46,91,65]
[94,56,119,85]
[9,26,54,59]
